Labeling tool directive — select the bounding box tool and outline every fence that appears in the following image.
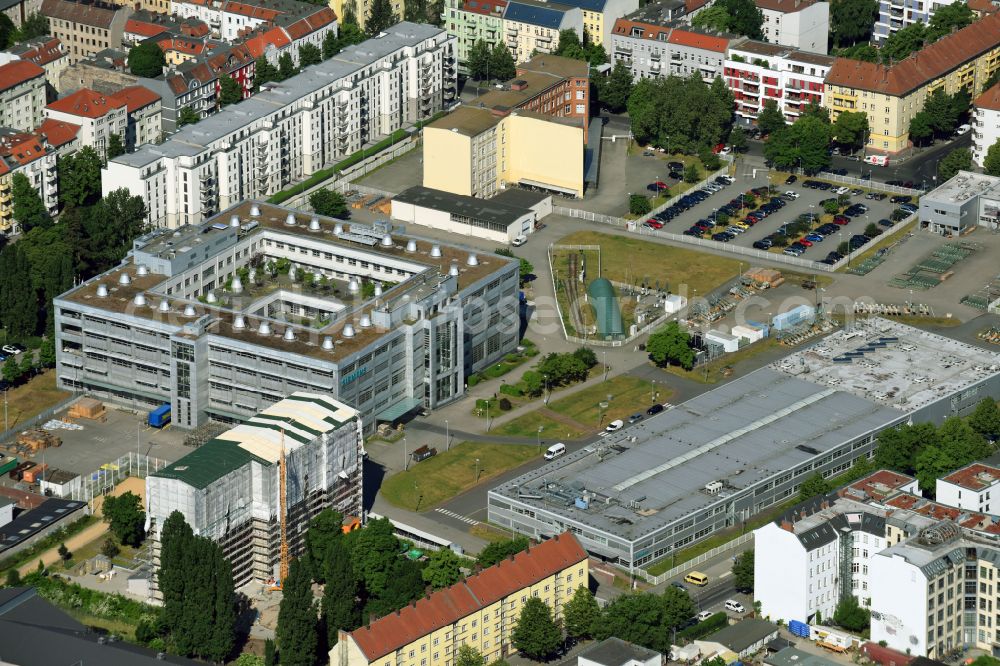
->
[811,171,924,196]
[69,451,170,503]
[830,210,917,272]
[0,394,82,446]
[639,532,754,586]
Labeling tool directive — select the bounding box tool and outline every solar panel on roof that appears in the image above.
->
[337,233,379,246]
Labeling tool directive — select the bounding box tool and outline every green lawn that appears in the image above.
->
[5,371,70,431]
[662,337,781,385]
[493,411,583,440]
[556,231,742,299]
[380,442,539,511]
[548,375,663,428]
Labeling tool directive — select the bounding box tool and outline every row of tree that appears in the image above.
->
[466,40,517,83]
[0,13,48,51]
[628,74,735,156]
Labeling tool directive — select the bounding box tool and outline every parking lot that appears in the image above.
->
[641,173,908,264]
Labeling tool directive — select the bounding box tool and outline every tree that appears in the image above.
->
[799,472,830,501]
[729,126,748,152]
[365,557,426,618]
[588,43,608,67]
[101,537,120,559]
[11,173,50,232]
[254,56,279,89]
[923,88,960,136]
[38,336,56,368]
[456,645,486,666]
[881,22,927,63]
[309,189,350,219]
[984,139,1000,177]
[756,99,786,136]
[322,538,362,647]
[647,321,695,370]
[235,655,266,666]
[691,4,732,32]
[830,0,878,47]
[277,52,297,80]
[596,592,674,653]
[13,12,47,42]
[178,106,200,127]
[404,0,429,22]
[366,0,397,36]
[57,542,71,561]
[0,244,38,338]
[488,44,516,82]
[598,62,633,113]
[629,194,651,216]
[422,547,463,589]
[467,39,491,81]
[277,559,318,666]
[107,133,126,159]
[833,595,870,631]
[299,42,322,68]
[0,14,13,50]
[837,43,879,61]
[322,30,339,60]
[683,162,700,183]
[554,29,587,60]
[102,491,146,546]
[627,73,732,153]
[219,75,243,107]
[926,1,973,41]
[969,399,1000,439]
[303,508,343,583]
[18,352,32,379]
[129,42,166,78]
[661,586,696,629]
[938,148,972,181]
[5,569,19,586]
[510,597,561,660]
[834,111,869,152]
[764,115,833,173]
[563,585,600,639]
[58,146,103,209]
[732,550,754,592]
[874,422,935,474]
[722,0,764,38]
[908,111,934,146]
[477,536,530,567]
[2,357,19,384]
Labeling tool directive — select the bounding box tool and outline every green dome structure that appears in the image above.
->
[587,277,624,338]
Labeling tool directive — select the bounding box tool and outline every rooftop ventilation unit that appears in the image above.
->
[136,264,149,277]
[467,253,479,266]
[342,323,356,338]
[183,304,196,317]
[96,284,109,297]
[283,328,295,341]
[334,222,344,235]
[309,217,320,231]
[348,279,360,293]
[118,273,131,286]
[250,204,261,216]
[284,213,296,226]
[133,293,146,306]
[359,313,372,328]
[231,276,243,293]
[258,321,271,335]
[233,314,246,329]
[405,239,417,252]
[430,244,442,258]
[206,292,217,304]
[449,262,459,277]
[373,283,383,297]
[158,299,169,312]
[321,336,334,350]
[380,234,393,247]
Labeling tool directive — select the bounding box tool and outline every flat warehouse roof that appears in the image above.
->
[393,186,532,227]
[492,368,903,540]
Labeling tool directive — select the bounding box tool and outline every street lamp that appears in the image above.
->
[445,419,450,451]
[651,379,656,404]
[474,457,480,483]
[599,401,608,426]
[602,351,608,382]
[485,398,492,432]
[543,374,550,405]
[537,425,543,452]
[403,436,408,472]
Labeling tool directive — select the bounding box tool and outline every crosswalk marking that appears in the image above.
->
[435,508,479,525]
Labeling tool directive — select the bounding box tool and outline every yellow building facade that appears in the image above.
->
[824,13,1000,153]
[423,106,584,198]
[330,533,589,666]
[329,0,405,30]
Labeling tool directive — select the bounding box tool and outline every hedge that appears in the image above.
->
[0,514,98,575]
[677,612,728,641]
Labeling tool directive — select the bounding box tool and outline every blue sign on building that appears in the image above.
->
[341,366,368,386]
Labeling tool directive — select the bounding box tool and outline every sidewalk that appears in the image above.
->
[370,495,489,555]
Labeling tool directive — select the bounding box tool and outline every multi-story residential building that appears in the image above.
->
[445,0,507,70]
[972,82,1000,167]
[824,13,1000,153]
[103,23,456,228]
[170,0,224,34]
[755,470,919,624]
[937,464,1000,514]
[471,54,590,130]
[873,0,954,45]
[53,201,520,429]
[556,0,638,47]
[147,392,363,589]
[0,129,58,233]
[503,0,583,63]
[44,85,161,156]
[329,0,405,32]
[226,2,338,66]
[423,104,585,198]
[34,117,81,157]
[755,0,828,55]
[724,40,833,124]
[123,10,211,48]
[0,61,46,131]
[41,0,130,64]
[610,16,735,82]
[331,532,588,666]
[0,0,42,28]
[0,37,69,96]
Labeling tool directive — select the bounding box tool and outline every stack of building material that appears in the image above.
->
[15,430,61,454]
[67,398,106,421]
[744,267,784,288]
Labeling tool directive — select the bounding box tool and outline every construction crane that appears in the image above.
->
[268,431,290,592]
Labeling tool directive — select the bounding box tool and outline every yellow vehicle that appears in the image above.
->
[684,571,709,586]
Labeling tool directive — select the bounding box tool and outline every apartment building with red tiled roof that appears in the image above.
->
[41,0,130,64]
[44,85,162,156]
[0,60,46,132]
[0,37,69,94]
[610,15,739,82]
[0,128,57,233]
[331,533,588,666]
[34,117,81,157]
[825,12,1000,152]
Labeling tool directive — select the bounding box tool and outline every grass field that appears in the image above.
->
[493,410,584,440]
[556,231,742,298]
[380,442,539,511]
[548,375,663,427]
[5,371,70,430]
[662,337,781,384]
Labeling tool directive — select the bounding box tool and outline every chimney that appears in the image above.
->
[820,500,829,510]
[781,519,793,531]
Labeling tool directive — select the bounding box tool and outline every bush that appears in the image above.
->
[475,399,490,411]
[822,199,841,215]
[629,194,651,216]
[677,612,728,640]
[499,383,523,397]
[467,374,481,388]
[498,398,512,411]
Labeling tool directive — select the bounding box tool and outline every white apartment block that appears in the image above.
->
[872,0,953,44]
[724,39,833,124]
[103,23,457,229]
[0,61,47,132]
[755,470,918,624]
[44,88,128,158]
[610,18,734,82]
[171,0,223,34]
[973,83,1000,168]
[756,0,829,55]
[503,0,583,63]
[0,129,59,233]
[937,463,1000,515]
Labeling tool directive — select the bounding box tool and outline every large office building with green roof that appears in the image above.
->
[146,392,363,589]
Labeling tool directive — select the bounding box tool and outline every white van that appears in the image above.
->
[543,443,566,460]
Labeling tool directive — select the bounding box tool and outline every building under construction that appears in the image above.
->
[146,392,363,590]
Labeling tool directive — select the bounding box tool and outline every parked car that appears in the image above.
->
[644,220,664,230]
[668,161,684,172]
[696,611,713,622]
[956,124,971,135]
[511,235,527,247]
[878,218,894,228]
[785,174,797,184]
[752,240,772,250]
[605,420,624,432]
[647,404,665,415]
[890,195,911,204]
[725,600,746,613]
[805,233,824,242]
[628,413,644,424]
[900,202,918,213]
[647,181,669,192]
[834,186,850,195]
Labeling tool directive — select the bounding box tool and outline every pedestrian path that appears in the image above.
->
[434,508,479,525]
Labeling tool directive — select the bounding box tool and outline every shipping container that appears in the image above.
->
[148,404,171,428]
[0,455,17,477]
[861,642,914,666]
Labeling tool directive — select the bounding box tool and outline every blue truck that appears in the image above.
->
[148,404,171,428]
